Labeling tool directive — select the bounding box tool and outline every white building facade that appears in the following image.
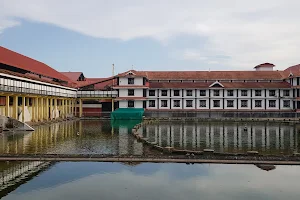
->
[113,63,300,112]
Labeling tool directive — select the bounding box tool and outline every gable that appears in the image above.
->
[209,81,224,88]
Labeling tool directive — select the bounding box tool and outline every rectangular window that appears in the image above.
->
[241,90,247,96]
[214,90,220,96]
[174,90,180,96]
[128,78,134,85]
[200,90,206,96]
[161,100,168,107]
[200,100,206,107]
[227,100,234,107]
[283,100,290,108]
[269,90,276,96]
[269,100,276,107]
[186,90,193,96]
[241,100,248,107]
[128,89,134,96]
[161,90,168,96]
[149,100,156,107]
[213,100,220,107]
[255,90,262,96]
[149,90,155,96]
[227,90,234,96]
[128,100,134,108]
[255,100,262,107]
[186,100,193,107]
[174,100,180,107]
[283,90,290,96]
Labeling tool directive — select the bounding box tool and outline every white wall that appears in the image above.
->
[119,89,143,97]
[119,77,144,86]
[119,100,143,108]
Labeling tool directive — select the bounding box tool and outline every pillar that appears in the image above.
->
[112,99,114,111]
[40,98,43,122]
[74,100,77,116]
[13,95,18,120]
[46,98,49,120]
[50,98,53,119]
[79,99,83,117]
[54,98,57,118]
[35,97,38,121]
[5,95,9,117]
[22,96,25,122]
[62,99,65,119]
[32,98,35,122]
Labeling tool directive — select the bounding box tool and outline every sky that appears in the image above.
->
[0,0,300,78]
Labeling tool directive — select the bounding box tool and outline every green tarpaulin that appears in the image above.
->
[110,119,142,129]
[110,108,144,120]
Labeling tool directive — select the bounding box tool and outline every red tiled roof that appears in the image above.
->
[61,72,83,81]
[0,46,72,83]
[113,85,149,89]
[254,63,275,68]
[76,77,114,89]
[283,64,300,78]
[149,81,291,89]
[117,70,285,80]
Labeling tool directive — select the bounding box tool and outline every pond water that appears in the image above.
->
[1,161,300,200]
[0,120,298,155]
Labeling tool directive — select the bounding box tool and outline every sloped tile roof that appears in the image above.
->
[61,72,83,81]
[0,46,72,83]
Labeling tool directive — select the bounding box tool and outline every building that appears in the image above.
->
[114,63,300,112]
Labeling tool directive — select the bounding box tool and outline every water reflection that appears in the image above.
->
[2,162,300,200]
[142,121,300,155]
[0,120,299,155]
[0,120,143,155]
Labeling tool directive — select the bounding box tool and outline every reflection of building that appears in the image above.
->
[0,161,51,198]
[142,122,299,154]
[255,164,276,171]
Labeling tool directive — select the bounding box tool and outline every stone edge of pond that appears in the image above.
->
[131,119,300,158]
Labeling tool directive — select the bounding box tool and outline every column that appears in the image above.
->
[50,98,53,120]
[46,98,49,120]
[22,96,25,122]
[54,98,57,119]
[13,95,18,120]
[79,99,83,117]
[5,95,9,117]
[40,98,43,122]
[32,98,35,122]
[112,99,114,111]
[36,97,39,121]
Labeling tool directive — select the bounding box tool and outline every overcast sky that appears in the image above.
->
[0,0,299,77]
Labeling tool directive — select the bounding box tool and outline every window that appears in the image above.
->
[161,90,168,96]
[255,100,262,107]
[269,100,276,107]
[149,100,155,107]
[174,90,180,96]
[241,100,248,107]
[269,90,276,96]
[255,90,262,96]
[200,90,206,96]
[227,90,234,96]
[200,100,206,107]
[174,100,180,107]
[227,100,234,107]
[128,100,134,107]
[186,90,193,96]
[283,100,290,108]
[149,90,155,96]
[128,89,134,96]
[213,100,220,107]
[214,90,220,96]
[186,100,193,107]
[283,90,290,96]
[241,90,247,96]
[128,78,134,85]
[161,100,168,107]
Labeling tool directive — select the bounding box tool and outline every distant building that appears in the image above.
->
[114,63,300,111]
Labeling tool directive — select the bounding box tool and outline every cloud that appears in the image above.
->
[1,0,300,69]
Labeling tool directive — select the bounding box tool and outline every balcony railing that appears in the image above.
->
[77,90,118,98]
[0,84,77,98]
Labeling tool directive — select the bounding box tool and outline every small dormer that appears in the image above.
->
[254,63,275,71]
[209,81,224,88]
[126,71,136,76]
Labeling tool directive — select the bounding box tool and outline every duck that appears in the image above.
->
[76,131,80,136]
[244,125,248,132]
